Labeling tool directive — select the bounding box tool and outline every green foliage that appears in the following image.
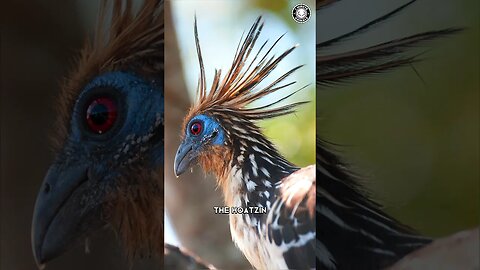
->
[262,88,316,167]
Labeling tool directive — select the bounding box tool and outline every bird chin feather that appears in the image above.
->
[198,145,233,185]
[103,168,164,260]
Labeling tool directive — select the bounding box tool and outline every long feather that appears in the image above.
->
[185,16,306,125]
[317,0,461,85]
[317,0,339,9]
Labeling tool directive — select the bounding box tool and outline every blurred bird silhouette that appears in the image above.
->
[317,0,469,270]
[31,0,166,267]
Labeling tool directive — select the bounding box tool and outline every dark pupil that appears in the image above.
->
[191,123,201,134]
[86,97,117,134]
[89,104,109,125]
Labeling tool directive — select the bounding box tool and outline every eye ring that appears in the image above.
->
[190,121,203,136]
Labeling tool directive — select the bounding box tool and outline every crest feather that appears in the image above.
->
[185,16,307,127]
[54,0,164,150]
[317,0,461,85]
[317,0,339,9]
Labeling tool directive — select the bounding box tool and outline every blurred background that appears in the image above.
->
[0,0,478,270]
[164,0,315,268]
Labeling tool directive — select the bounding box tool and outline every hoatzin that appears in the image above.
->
[174,2,462,270]
[174,16,316,269]
[31,0,166,267]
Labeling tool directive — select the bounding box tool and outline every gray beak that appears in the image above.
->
[174,139,199,177]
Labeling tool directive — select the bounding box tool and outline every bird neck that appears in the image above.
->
[104,168,164,259]
[220,131,298,207]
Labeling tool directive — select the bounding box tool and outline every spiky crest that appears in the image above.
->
[183,16,307,129]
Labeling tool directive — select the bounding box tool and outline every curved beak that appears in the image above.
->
[31,162,104,267]
[174,138,199,177]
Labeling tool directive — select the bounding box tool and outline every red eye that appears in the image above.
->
[86,97,117,134]
[190,121,202,136]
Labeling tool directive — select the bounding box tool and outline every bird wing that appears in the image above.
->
[266,165,316,269]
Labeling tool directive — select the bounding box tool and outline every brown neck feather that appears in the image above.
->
[104,168,164,260]
[198,145,234,203]
[198,145,232,182]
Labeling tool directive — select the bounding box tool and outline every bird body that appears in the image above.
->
[220,135,315,269]
[174,16,316,269]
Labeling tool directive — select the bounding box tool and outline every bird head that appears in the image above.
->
[174,16,307,182]
[31,0,164,267]
[174,113,228,176]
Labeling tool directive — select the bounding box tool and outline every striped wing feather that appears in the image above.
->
[267,165,316,269]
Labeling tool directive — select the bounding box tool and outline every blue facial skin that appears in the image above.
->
[186,114,226,146]
[174,114,226,176]
[32,71,164,265]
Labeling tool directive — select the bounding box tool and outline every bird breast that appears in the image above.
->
[226,166,289,269]
[229,204,290,269]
